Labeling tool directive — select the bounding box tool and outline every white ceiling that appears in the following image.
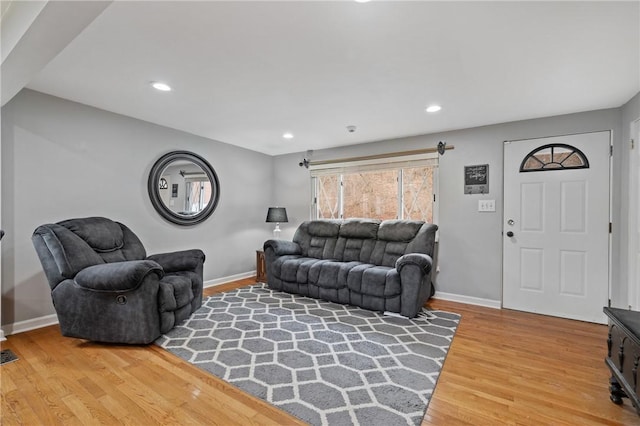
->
[6,1,640,155]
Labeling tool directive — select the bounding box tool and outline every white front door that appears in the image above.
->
[503,131,611,323]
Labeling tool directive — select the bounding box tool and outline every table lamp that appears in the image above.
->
[266,207,288,238]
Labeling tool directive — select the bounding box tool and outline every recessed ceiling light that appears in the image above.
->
[355,0,371,3]
[283,132,294,139]
[151,82,172,92]
[426,105,442,113]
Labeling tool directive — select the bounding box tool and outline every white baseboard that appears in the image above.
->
[3,313,59,337]
[433,291,501,309]
[0,271,257,338]
[6,273,506,337]
[204,271,256,288]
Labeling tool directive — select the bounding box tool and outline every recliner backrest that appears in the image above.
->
[32,217,147,289]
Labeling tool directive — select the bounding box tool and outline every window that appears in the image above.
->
[185,180,211,214]
[311,155,438,222]
[343,169,398,220]
[520,143,589,172]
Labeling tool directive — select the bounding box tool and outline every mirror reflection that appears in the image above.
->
[158,160,212,216]
[148,151,220,226]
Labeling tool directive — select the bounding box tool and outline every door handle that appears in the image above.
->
[506,231,514,237]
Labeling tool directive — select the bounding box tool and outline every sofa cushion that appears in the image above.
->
[307,236,333,259]
[308,221,341,237]
[308,260,363,289]
[383,241,411,267]
[331,219,379,262]
[377,220,423,242]
[339,219,380,239]
[273,256,330,283]
[346,265,401,298]
[333,237,374,262]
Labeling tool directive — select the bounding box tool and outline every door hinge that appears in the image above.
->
[609,222,612,233]
[610,145,614,156]
[632,139,635,150]
[609,299,612,307]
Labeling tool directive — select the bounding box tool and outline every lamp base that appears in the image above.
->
[273,223,281,239]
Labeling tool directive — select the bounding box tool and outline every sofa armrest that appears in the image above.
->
[396,253,433,274]
[147,249,205,273]
[74,260,163,292]
[264,239,301,256]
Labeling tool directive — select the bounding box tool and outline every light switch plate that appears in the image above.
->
[478,199,496,212]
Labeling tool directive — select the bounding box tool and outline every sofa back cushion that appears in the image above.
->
[369,220,437,267]
[293,219,438,265]
[293,220,341,259]
[334,219,379,262]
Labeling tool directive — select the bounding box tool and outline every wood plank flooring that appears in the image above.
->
[1,277,638,425]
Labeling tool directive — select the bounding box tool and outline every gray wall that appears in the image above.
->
[273,108,627,305]
[2,88,637,328]
[1,89,273,326]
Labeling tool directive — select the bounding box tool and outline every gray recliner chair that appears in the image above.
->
[32,217,205,344]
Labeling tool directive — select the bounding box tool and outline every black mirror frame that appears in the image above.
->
[148,151,220,226]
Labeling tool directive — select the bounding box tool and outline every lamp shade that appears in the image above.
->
[266,207,288,223]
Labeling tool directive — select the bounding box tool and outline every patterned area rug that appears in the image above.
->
[156,284,460,426]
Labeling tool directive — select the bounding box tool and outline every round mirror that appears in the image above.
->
[148,151,220,226]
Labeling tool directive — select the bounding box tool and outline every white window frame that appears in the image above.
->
[310,152,439,223]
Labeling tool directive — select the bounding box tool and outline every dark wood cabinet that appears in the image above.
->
[256,250,267,283]
[604,307,640,415]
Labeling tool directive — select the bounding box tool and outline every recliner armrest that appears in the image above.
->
[264,239,301,256]
[396,253,433,274]
[147,249,205,273]
[74,260,163,292]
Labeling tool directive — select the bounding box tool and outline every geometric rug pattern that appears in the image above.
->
[156,283,460,426]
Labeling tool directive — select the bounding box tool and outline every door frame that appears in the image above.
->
[629,119,640,309]
[501,130,613,319]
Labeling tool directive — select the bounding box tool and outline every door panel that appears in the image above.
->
[521,183,544,231]
[560,181,586,232]
[503,131,610,323]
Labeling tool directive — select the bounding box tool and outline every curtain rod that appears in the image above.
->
[302,144,454,168]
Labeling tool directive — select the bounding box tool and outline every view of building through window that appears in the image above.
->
[314,165,436,223]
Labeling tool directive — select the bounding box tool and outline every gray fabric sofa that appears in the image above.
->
[32,217,205,344]
[264,219,437,317]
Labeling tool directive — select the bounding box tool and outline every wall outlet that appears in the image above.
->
[478,199,496,212]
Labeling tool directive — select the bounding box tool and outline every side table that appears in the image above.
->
[256,250,267,282]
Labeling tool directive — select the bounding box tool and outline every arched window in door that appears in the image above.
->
[519,143,589,172]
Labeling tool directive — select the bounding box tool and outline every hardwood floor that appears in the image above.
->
[1,278,638,425]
